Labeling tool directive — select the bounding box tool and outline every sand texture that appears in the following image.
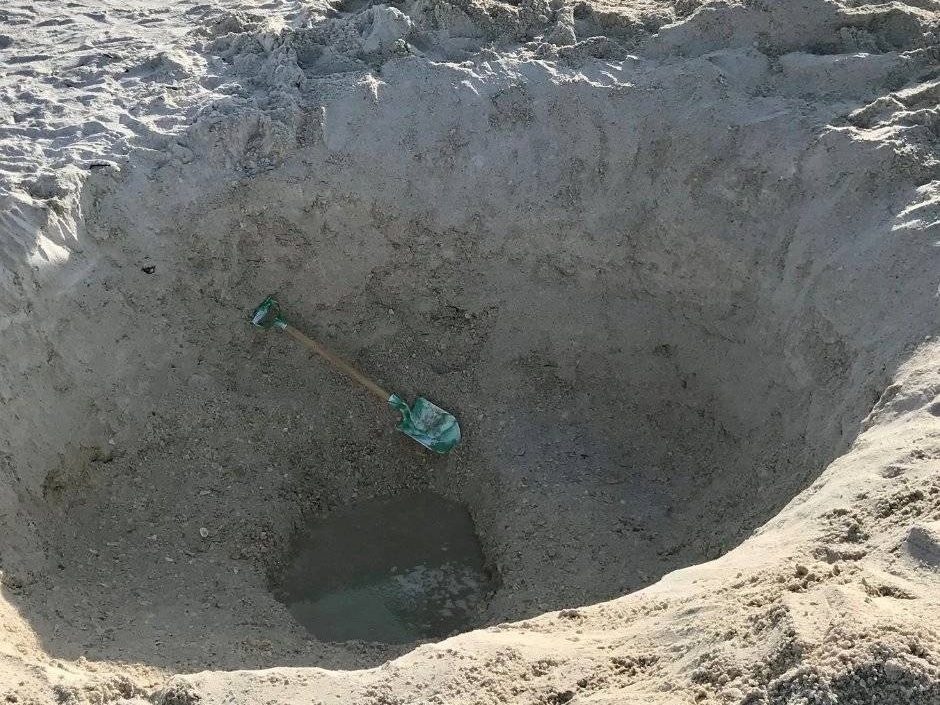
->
[1,0,939,703]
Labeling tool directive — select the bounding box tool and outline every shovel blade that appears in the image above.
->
[389,395,461,454]
[250,296,287,330]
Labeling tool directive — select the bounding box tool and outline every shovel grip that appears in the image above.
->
[283,325,391,403]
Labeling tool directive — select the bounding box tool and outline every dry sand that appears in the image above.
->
[1,0,939,703]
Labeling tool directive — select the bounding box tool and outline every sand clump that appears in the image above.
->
[1,0,940,703]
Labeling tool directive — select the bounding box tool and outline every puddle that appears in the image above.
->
[274,491,492,643]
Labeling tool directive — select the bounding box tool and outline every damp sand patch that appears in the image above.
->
[273,491,492,643]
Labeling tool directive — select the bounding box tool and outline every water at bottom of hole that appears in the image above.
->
[274,491,492,644]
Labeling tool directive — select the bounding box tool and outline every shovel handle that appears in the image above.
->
[283,325,392,403]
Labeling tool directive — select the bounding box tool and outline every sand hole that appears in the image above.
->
[3,60,924,672]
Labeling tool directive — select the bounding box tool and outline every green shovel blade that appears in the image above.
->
[388,395,461,454]
[250,295,287,330]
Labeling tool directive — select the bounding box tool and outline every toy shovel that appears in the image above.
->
[250,296,461,454]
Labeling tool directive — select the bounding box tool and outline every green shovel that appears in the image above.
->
[249,296,461,454]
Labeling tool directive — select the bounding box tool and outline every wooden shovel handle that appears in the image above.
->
[283,325,391,403]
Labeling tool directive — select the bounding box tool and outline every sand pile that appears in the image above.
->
[1,0,939,703]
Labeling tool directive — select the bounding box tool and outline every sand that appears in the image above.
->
[1,0,939,703]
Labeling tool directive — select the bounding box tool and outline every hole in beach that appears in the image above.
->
[1,58,932,674]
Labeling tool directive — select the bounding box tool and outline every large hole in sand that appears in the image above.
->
[3,61,927,672]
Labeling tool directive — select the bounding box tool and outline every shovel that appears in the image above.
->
[249,296,461,454]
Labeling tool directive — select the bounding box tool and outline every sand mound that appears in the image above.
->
[1,0,939,703]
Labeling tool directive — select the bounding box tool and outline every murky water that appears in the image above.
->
[274,491,491,643]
